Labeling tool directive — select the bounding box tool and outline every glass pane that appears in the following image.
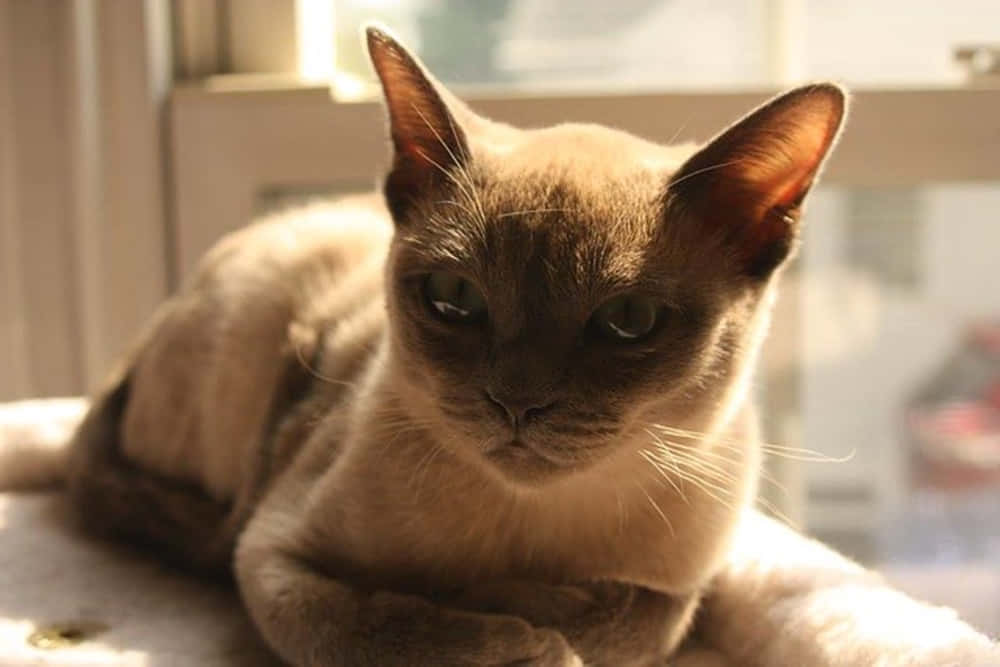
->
[329,0,1000,93]
[783,183,1000,635]
[335,0,769,92]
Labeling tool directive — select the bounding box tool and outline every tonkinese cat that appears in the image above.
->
[61,26,847,666]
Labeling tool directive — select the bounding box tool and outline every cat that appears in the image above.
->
[59,25,846,666]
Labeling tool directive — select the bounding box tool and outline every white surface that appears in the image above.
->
[0,492,276,666]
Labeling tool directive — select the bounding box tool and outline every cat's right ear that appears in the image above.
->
[667,84,846,279]
[365,25,470,221]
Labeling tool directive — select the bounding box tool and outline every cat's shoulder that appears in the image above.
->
[193,194,393,291]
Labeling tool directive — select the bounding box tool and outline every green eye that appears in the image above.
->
[591,294,660,342]
[423,272,487,322]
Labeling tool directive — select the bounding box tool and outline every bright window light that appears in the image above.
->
[296,0,335,82]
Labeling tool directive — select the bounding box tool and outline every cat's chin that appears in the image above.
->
[482,439,566,485]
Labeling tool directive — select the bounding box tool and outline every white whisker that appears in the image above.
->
[668,159,744,190]
[293,341,358,390]
[496,207,574,220]
[635,481,675,538]
[664,116,692,146]
[647,422,854,463]
[435,199,479,219]
[639,448,688,504]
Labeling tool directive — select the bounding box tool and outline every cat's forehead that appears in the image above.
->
[399,124,694,297]
[483,123,694,183]
[469,123,695,243]
[406,138,688,302]
[465,124,690,227]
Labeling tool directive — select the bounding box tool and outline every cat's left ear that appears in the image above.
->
[668,84,847,278]
[365,25,473,221]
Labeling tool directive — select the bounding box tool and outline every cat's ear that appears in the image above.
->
[668,84,846,278]
[365,25,471,220]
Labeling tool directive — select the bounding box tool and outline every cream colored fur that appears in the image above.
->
[120,195,392,502]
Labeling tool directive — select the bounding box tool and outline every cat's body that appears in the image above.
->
[62,27,846,666]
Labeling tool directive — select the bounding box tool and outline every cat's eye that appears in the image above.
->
[423,272,487,323]
[590,294,660,342]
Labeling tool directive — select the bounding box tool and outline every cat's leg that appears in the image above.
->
[65,322,321,578]
[65,373,237,576]
[453,580,699,667]
[235,501,579,666]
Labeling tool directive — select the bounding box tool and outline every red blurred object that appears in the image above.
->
[907,321,1000,490]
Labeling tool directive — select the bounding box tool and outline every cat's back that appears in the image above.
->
[119,194,393,501]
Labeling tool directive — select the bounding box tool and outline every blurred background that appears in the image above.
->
[2,0,998,635]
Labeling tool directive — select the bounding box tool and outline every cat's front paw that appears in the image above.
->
[358,591,578,667]
[455,579,635,628]
[462,617,578,667]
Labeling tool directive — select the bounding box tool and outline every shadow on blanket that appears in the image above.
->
[0,492,276,666]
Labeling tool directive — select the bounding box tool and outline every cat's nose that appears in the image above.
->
[484,389,555,429]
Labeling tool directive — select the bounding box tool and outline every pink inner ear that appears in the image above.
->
[368,28,467,176]
[748,102,843,213]
[400,139,432,166]
[753,152,817,214]
[668,84,844,275]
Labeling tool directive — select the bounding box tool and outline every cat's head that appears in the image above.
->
[366,26,846,487]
